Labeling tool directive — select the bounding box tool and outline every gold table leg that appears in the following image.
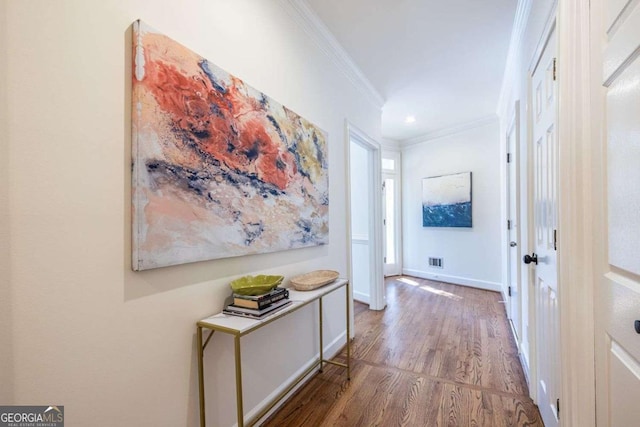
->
[319,297,324,372]
[197,326,206,427]
[234,334,244,427]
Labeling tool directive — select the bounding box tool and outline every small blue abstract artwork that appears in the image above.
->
[422,172,472,228]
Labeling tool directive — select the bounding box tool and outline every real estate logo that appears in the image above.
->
[0,406,64,427]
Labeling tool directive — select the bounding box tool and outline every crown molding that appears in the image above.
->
[279,0,385,109]
[496,0,533,119]
[380,139,401,151]
[400,115,498,150]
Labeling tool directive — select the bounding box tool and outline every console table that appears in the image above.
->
[196,279,350,427]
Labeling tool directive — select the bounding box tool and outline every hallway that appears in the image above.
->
[264,276,542,426]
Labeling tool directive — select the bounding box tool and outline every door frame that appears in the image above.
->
[555,0,596,425]
[505,101,522,344]
[345,121,386,311]
[526,13,558,405]
[382,149,402,277]
[529,22,561,425]
[501,1,595,424]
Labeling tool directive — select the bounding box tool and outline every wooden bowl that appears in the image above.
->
[290,270,339,291]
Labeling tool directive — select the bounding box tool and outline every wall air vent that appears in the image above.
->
[428,257,443,268]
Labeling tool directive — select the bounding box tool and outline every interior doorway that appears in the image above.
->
[506,102,522,342]
[382,151,401,277]
[347,124,385,311]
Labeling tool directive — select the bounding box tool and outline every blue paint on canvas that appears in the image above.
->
[423,201,472,228]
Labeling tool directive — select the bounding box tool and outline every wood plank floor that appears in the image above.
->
[263,276,543,427]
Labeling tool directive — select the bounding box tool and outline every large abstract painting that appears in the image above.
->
[422,172,472,228]
[131,20,329,271]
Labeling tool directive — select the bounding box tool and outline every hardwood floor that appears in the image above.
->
[263,276,543,427]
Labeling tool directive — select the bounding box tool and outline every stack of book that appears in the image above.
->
[223,287,291,319]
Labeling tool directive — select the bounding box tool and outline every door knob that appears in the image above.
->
[523,253,538,265]
[510,241,517,247]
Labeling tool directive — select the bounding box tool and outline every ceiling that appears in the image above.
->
[304,0,517,142]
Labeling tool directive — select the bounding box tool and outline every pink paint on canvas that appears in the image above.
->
[131,20,329,270]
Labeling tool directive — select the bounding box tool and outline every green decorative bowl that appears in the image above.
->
[229,275,284,296]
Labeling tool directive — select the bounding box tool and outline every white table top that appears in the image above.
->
[198,278,348,335]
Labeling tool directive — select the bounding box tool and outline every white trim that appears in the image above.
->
[611,340,640,379]
[344,123,355,338]
[351,237,369,245]
[606,0,640,37]
[251,331,347,427]
[497,0,533,118]
[353,291,370,304]
[602,0,640,86]
[529,2,559,74]
[605,271,640,293]
[346,121,386,311]
[400,115,498,149]
[402,269,503,293]
[504,101,522,344]
[279,0,385,109]
[380,139,401,151]
[520,350,531,387]
[507,314,530,387]
[556,0,596,424]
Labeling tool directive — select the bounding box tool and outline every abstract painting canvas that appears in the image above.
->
[131,20,329,271]
[422,172,472,228]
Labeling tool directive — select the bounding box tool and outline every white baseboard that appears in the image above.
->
[500,287,509,304]
[520,348,531,389]
[353,290,370,304]
[402,268,502,293]
[247,331,347,427]
[506,318,531,387]
[505,322,531,391]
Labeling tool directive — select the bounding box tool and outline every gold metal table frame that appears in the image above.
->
[196,279,350,427]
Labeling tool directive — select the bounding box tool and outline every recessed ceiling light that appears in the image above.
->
[405,115,416,124]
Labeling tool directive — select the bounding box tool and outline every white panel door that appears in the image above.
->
[529,27,560,427]
[382,174,400,277]
[597,1,640,425]
[507,108,522,341]
[382,152,401,278]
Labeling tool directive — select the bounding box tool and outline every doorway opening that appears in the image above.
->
[506,101,522,345]
[382,151,401,277]
[347,124,385,311]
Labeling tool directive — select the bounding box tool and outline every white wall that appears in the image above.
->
[402,120,502,291]
[2,1,381,426]
[349,141,371,303]
[381,138,401,151]
[497,0,556,376]
[0,0,13,404]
